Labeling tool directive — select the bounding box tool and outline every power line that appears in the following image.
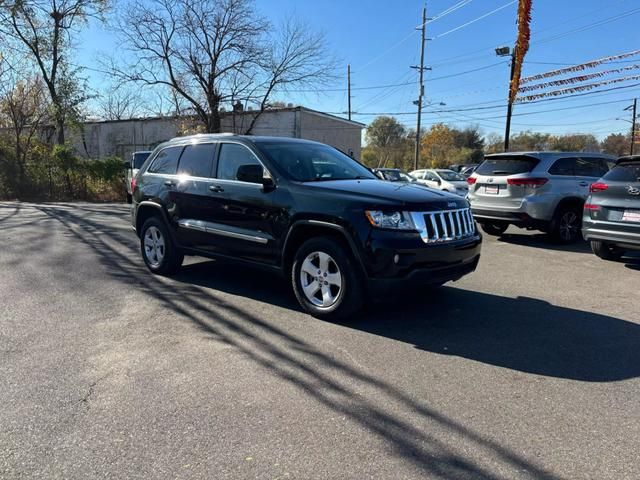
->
[433,0,517,39]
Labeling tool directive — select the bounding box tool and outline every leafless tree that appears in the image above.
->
[0,61,50,184]
[97,85,146,120]
[109,0,335,134]
[0,0,108,144]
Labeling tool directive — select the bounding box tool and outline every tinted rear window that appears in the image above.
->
[177,143,216,178]
[475,156,539,176]
[148,146,183,174]
[603,161,640,182]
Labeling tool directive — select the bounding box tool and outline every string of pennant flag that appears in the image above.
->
[515,48,640,103]
[516,74,640,103]
[519,49,640,84]
[518,64,640,93]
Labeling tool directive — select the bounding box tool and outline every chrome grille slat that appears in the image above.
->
[410,208,476,244]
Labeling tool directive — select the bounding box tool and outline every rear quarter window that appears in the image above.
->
[603,162,640,182]
[475,156,539,176]
[148,146,183,174]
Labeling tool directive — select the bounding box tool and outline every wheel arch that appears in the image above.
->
[553,196,585,217]
[282,220,367,277]
[135,201,176,242]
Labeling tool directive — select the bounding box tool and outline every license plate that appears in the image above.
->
[622,209,640,222]
[485,185,499,195]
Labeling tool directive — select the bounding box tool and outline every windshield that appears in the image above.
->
[133,152,151,169]
[436,170,465,181]
[258,142,377,182]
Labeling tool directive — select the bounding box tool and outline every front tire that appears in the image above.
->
[292,237,364,320]
[480,221,509,236]
[140,217,183,275]
[590,240,623,261]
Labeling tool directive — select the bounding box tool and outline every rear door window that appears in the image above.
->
[475,156,539,176]
[177,143,216,178]
[575,157,608,178]
[148,146,183,174]
[548,157,576,176]
[603,161,640,182]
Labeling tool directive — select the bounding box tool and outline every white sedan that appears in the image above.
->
[409,168,469,197]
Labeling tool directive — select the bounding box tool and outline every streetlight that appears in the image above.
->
[496,46,515,151]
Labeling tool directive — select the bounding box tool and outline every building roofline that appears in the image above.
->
[82,106,365,128]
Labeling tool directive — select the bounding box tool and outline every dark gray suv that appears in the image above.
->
[583,155,640,260]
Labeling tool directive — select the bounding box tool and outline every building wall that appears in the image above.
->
[298,110,362,160]
[67,108,361,162]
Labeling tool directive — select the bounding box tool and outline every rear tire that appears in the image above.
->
[590,240,623,261]
[550,205,582,244]
[480,222,509,236]
[292,237,364,320]
[140,217,183,275]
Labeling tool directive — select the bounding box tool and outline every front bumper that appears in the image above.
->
[362,229,482,292]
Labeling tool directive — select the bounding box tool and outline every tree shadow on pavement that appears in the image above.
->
[34,203,640,479]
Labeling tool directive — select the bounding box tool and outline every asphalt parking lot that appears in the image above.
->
[1,201,639,480]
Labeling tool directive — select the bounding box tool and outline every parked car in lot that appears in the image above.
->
[125,150,152,203]
[131,135,482,319]
[447,164,478,176]
[409,168,469,197]
[460,164,479,178]
[583,155,640,260]
[467,152,614,242]
[372,168,418,183]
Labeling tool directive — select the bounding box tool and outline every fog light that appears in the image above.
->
[393,254,400,264]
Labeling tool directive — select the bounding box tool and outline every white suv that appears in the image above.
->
[410,169,469,197]
[467,152,614,242]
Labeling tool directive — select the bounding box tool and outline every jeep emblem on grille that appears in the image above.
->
[447,202,457,208]
[628,185,640,196]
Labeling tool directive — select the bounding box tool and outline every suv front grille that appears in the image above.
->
[410,208,476,243]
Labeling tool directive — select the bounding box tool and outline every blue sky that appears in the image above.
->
[78,0,640,139]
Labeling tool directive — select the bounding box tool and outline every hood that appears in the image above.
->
[301,179,468,209]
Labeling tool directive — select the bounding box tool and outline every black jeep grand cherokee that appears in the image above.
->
[131,134,481,319]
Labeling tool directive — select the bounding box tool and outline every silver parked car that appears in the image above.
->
[583,155,640,260]
[410,168,469,197]
[467,152,614,242]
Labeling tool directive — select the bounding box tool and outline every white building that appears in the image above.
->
[69,107,364,161]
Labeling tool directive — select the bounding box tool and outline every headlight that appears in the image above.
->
[365,210,416,230]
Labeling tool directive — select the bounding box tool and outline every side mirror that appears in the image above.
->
[123,161,132,170]
[436,178,441,185]
[236,164,264,184]
[236,164,275,191]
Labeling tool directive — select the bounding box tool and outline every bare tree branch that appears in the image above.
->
[107,0,336,134]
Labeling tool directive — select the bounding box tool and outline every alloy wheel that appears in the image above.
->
[299,251,343,308]
[144,226,165,268]
[559,211,579,242]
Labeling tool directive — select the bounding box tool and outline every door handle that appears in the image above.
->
[164,180,176,187]
[209,185,224,193]
[579,181,589,187]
